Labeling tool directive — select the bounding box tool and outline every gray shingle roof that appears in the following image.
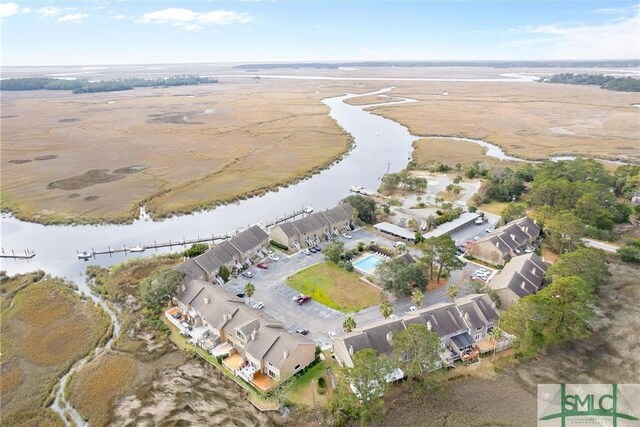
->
[489,253,548,298]
[321,204,353,224]
[229,225,268,254]
[275,222,299,238]
[291,212,329,234]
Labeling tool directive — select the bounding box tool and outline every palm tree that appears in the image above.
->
[411,289,424,308]
[245,282,255,306]
[446,285,458,302]
[380,301,393,319]
[343,316,356,332]
[490,326,503,362]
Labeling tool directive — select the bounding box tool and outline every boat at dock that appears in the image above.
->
[77,251,93,260]
[129,245,145,253]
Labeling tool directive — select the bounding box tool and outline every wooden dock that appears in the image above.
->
[1,249,36,259]
[77,206,313,260]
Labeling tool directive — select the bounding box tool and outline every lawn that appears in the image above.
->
[287,262,381,312]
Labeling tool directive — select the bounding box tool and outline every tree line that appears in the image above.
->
[0,75,219,93]
[542,73,640,92]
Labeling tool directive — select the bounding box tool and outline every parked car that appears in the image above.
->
[172,312,182,319]
[292,294,303,303]
[409,306,418,312]
[474,218,485,225]
[297,295,312,305]
[466,240,474,245]
[256,263,268,269]
[486,227,495,233]
[242,271,254,278]
[252,302,264,309]
[294,328,309,335]
[236,292,245,298]
[343,233,352,239]
[473,236,480,241]
[302,249,311,255]
[268,254,279,261]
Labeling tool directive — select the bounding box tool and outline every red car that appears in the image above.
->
[297,295,312,305]
[257,263,268,269]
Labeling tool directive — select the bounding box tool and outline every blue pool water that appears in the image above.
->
[353,254,383,274]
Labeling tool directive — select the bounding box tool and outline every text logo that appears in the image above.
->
[538,384,640,426]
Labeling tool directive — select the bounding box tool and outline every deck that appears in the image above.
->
[223,353,245,371]
[251,372,278,392]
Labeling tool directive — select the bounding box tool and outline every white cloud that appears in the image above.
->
[57,13,89,23]
[513,11,640,59]
[111,14,128,20]
[0,2,20,20]
[38,6,66,17]
[137,8,253,31]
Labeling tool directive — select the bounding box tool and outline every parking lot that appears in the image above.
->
[214,225,499,347]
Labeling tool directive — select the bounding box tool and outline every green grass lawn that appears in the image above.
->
[287,262,381,312]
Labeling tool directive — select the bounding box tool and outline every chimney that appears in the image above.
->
[496,241,500,248]
[251,330,257,341]
[349,345,354,356]
[492,301,496,309]
[386,331,393,343]
[223,313,228,322]
[426,320,432,331]
[510,233,516,241]
[521,281,526,290]
[531,267,537,276]
[464,312,470,322]
[524,226,529,233]
[204,296,210,304]
[182,284,186,292]
[227,312,232,320]
[283,348,289,359]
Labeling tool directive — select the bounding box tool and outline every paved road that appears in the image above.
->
[582,238,621,253]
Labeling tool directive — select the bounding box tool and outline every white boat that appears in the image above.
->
[129,245,145,253]
[77,251,93,260]
[304,206,314,213]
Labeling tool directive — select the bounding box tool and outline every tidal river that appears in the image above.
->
[0,88,419,285]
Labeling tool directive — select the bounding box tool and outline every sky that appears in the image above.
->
[1,1,639,66]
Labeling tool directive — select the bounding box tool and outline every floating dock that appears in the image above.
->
[77,206,313,260]
[1,249,36,259]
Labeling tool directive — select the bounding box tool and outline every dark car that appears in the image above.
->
[294,328,309,335]
[236,293,245,298]
[308,247,318,253]
[297,295,312,305]
[172,312,182,319]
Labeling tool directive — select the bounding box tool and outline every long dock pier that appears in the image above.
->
[77,206,313,260]
[1,248,36,259]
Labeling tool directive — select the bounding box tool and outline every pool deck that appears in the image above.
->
[353,252,388,275]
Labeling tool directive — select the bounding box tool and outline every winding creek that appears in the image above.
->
[1,86,636,424]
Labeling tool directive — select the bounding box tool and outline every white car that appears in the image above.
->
[242,271,253,278]
[252,302,264,309]
[409,306,418,312]
[486,227,495,233]
[473,236,480,241]
[343,233,352,239]
[268,254,279,261]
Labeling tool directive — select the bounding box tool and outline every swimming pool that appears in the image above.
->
[353,253,384,274]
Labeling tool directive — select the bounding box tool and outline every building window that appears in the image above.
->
[476,326,483,331]
[236,330,245,342]
[474,333,482,341]
[268,369,277,379]
[294,364,301,371]
[487,326,494,334]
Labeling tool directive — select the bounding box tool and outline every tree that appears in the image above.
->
[545,210,584,254]
[183,243,208,258]
[343,316,357,332]
[376,257,427,297]
[500,202,527,223]
[244,282,256,306]
[379,300,393,319]
[140,269,185,312]
[323,240,345,264]
[346,349,394,416]
[618,241,640,263]
[433,236,464,283]
[392,323,441,381]
[341,195,376,223]
[489,326,503,362]
[446,285,458,301]
[411,289,424,308]
[407,218,419,231]
[328,377,363,426]
[218,265,230,283]
[546,248,610,291]
[356,241,365,252]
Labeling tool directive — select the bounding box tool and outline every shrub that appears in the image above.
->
[270,240,288,251]
[318,377,326,388]
[183,243,208,258]
[344,262,354,272]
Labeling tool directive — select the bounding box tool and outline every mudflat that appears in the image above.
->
[0,78,354,224]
